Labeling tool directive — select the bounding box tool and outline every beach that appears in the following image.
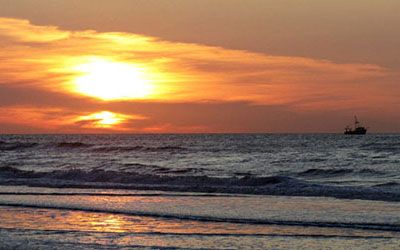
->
[1,1,400,248]
[1,186,399,249]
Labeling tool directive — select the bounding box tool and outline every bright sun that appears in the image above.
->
[78,111,128,128]
[72,58,154,100]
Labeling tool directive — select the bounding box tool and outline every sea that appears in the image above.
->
[0,134,399,249]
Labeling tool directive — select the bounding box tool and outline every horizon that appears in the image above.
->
[1,131,399,135]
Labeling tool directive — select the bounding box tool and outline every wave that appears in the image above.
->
[297,168,385,177]
[0,166,42,178]
[0,166,399,202]
[297,168,353,177]
[0,140,91,151]
[119,163,202,175]
[0,141,38,151]
[91,145,187,153]
[360,142,400,153]
[374,182,400,187]
[1,202,400,232]
[0,166,291,186]
[56,142,92,148]
[0,140,187,153]
[92,146,145,152]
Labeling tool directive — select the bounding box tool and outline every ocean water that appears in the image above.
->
[0,134,400,249]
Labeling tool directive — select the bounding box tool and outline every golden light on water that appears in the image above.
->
[77,111,130,128]
[72,58,155,100]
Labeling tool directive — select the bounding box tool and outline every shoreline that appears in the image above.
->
[1,178,399,202]
[1,188,400,249]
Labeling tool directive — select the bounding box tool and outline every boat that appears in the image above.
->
[344,116,367,135]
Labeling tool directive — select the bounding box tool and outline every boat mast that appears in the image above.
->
[354,115,359,128]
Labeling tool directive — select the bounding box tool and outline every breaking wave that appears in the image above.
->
[0,166,291,186]
[297,168,385,177]
[374,182,400,187]
[0,166,399,202]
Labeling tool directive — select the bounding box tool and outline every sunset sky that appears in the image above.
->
[0,0,399,133]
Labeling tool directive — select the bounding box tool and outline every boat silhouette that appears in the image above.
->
[344,116,367,135]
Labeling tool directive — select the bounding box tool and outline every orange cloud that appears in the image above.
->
[0,106,70,132]
[76,111,145,130]
[0,106,144,133]
[0,18,70,42]
[0,17,399,132]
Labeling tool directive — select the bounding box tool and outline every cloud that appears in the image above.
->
[0,17,399,132]
[0,18,70,43]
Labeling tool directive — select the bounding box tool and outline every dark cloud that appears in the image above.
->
[0,83,96,109]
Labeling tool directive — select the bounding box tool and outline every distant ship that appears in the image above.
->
[344,116,367,135]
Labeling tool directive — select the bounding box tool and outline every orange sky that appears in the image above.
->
[0,1,399,133]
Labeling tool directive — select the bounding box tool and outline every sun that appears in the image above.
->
[72,58,154,100]
[77,111,129,128]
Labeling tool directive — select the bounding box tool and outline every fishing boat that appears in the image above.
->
[344,116,367,135]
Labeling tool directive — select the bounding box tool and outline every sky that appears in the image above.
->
[0,0,399,133]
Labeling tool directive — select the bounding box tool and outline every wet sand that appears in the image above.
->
[0,186,399,249]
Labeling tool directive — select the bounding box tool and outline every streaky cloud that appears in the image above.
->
[0,17,399,132]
